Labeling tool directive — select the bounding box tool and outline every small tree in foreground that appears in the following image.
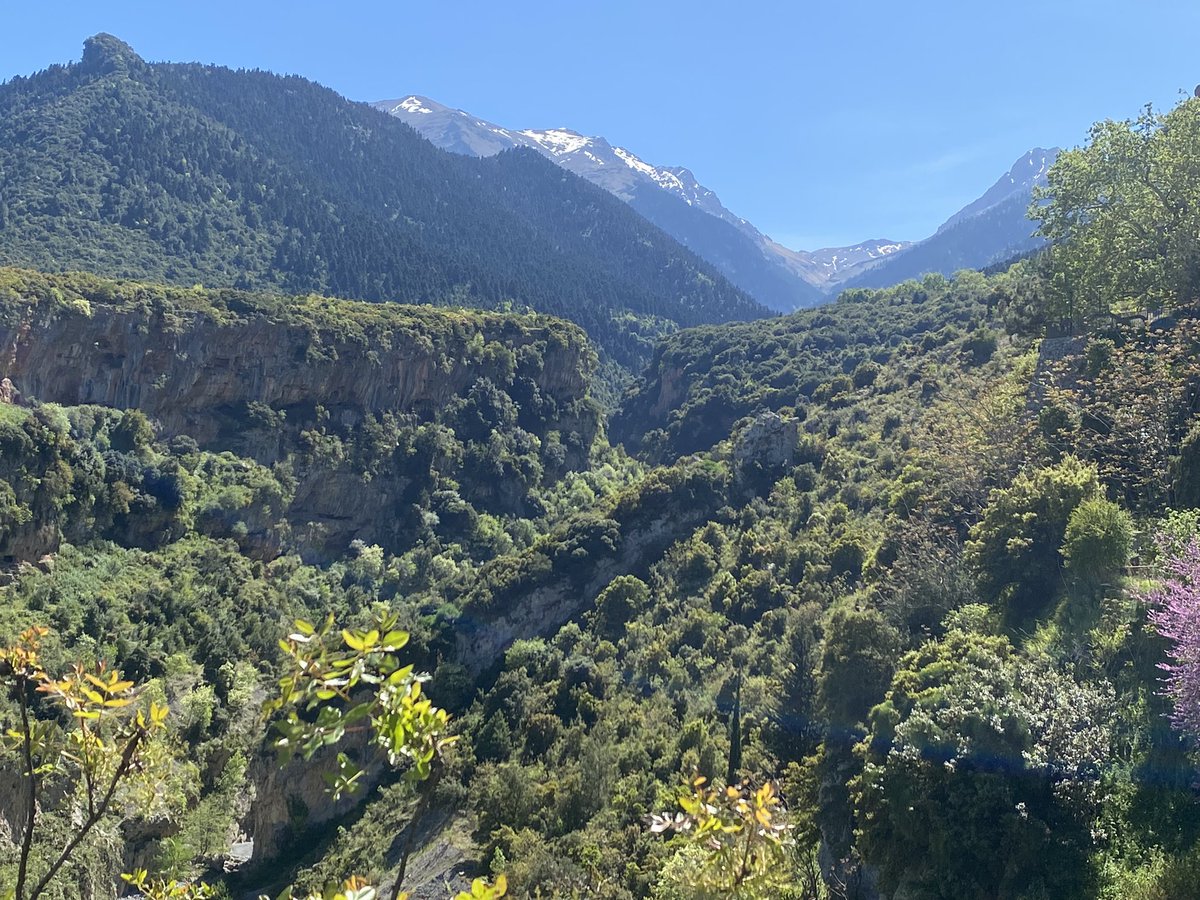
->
[648,776,791,899]
[265,612,505,900]
[1034,97,1200,327]
[1,616,505,900]
[1,626,172,900]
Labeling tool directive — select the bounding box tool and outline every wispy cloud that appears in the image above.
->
[902,141,995,178]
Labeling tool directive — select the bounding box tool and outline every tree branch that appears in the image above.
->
[389,762,443,900]
[27,726,145,900]
[16,677,37,900]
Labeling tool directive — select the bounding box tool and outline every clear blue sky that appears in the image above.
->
[5,0,1199,249]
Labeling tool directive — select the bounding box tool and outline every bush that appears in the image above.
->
[966,456,1100,621]
[589,575,650,639]
[962,328,998,365]
[1062,496,1133,587]
[851,361,880,388]
[828,537,865,581]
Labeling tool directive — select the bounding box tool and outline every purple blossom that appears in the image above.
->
[1143,538,1200,742]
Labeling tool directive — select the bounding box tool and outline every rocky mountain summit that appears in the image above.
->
[382,95,1058,305]
[379,95,899,310]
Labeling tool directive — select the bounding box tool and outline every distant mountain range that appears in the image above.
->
[0,36,766,370]
[375,96,898,311]
[841,148,1059,290]
[0,30,1061,366]
[380,95,1057,309]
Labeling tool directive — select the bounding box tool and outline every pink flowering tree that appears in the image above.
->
[1143,537,1200,742]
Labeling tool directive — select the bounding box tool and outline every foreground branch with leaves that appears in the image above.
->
[1,626,171,900]
[0,616,506,900]
[263,613,501,900]
[648,777,791,898]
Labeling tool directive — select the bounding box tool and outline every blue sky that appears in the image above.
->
[5,0,1199,249]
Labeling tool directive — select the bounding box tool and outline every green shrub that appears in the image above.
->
[966,456,1100,621]
[1062,496,1133,587]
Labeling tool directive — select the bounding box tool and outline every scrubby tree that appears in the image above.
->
[816,607,901,731]
[588,575,650,639]
[1035,97,1200,326]
[965,455,1101,620]
[1062,496,1133,592]
[855,612,1113,899]
[1170,418,1200,508]
[0,627,173,900]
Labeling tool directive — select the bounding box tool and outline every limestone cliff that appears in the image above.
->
[0,269,601,558]
[0,270,594,451]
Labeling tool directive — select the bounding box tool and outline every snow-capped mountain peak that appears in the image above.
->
[520,128,593,156]
[512,127,741,224]
[375,93,1049,308]
[937,147,1059,234]
[809,240,909,275]
[395,95,434,115]
[377,95,754,229]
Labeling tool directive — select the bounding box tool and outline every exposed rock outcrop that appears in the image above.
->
[734,411,799,477]
[0,294,590,453]
[0,269,601,559]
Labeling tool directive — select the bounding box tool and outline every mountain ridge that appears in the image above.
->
[378,94,915,310]
[842,146,1060,289]
[0,36,766,370]
[381,94,1059,302]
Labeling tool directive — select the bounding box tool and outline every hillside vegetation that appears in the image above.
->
[4,79,1200,900]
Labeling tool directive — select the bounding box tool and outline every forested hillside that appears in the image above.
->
[0,35,765,369]
[5,63,1200,900]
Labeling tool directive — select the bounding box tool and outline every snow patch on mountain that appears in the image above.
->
[613,146,656,178]
[521,128,592,155]
[812,241,908,273]
[396,96,433,115]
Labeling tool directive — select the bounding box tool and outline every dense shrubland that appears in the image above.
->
[5,95,1200,900]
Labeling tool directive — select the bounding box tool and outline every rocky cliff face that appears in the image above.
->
[0,270,601,560]
[0,299,590,452]
[245,727,381,865]
[454,512,688,673]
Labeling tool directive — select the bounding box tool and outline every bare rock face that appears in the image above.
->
[0,279,600,558]
[454,514,679,672]
[245,726,380,864]
[0,303,588,451]
[648,366,686,420]
[1027,336,1087,411]
[734,411,799,475]
[0,766,27,848]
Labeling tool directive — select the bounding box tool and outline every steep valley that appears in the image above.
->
[3,37,1200,900]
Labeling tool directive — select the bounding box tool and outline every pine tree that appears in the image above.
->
[727,671,743,785]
